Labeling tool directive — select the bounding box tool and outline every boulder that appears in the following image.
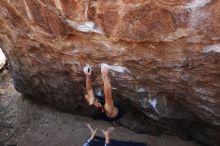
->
[0,0,219,145]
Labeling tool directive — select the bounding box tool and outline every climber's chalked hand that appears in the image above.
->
[83,64,92,75]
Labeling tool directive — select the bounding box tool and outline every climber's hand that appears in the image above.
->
[84,65,92,76]
[101,65,109,79]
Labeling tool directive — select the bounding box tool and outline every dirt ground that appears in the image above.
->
[0,70,200,146]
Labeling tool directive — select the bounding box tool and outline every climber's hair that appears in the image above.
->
[89,105,102,119]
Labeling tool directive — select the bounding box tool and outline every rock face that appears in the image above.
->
[0,0,219,145]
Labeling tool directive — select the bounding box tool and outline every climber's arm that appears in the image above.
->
[86,75,95,100]
[84,66,95,105]
[101,67,114,114]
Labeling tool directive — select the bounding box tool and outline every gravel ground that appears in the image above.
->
[0,70,200,146]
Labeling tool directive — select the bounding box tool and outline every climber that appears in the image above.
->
[83,64,124,123]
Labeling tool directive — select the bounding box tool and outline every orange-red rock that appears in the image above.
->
[0,0,219,145]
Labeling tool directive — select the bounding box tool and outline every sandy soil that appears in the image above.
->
[0,70,200,146]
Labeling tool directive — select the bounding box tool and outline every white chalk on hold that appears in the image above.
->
[203,44,220,53]
[100,63,109,70]
[149,98,157,109]
[182,0,211,9]
[83,64,92,74]
[137,88,146,93]
[100,63,130,73]
[65,19,103,34]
